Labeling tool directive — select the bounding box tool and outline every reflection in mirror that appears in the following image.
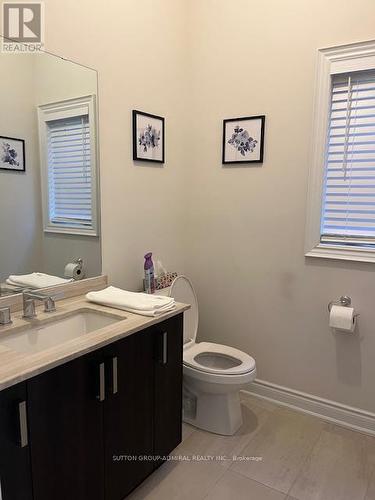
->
[0,50,101,295]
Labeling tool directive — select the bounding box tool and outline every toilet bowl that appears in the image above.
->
[168,276,256,436]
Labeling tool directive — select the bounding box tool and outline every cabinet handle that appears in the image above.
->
[161,331,168,365]
[97,362,105,402]
[18,401,28,448]
[112,357,118,395]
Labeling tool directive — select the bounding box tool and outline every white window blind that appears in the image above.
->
[321,70,375,246]
[47,114,93,230]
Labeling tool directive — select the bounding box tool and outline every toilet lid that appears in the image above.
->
[169,276,198,344]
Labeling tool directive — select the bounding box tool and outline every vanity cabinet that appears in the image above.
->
[27,350,104,500]
[153,315,183,465]
[0,383,33,500]
[103,328,154,500]
[103,314,183,499]
[0,313,183,500]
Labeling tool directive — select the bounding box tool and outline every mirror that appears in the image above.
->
[0,49,101,296]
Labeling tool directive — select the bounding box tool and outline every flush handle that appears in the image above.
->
[18,401,28,448]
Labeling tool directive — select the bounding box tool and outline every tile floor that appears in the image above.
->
[128,393,375,500]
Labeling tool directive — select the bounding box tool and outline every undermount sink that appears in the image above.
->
[0,310,123,354]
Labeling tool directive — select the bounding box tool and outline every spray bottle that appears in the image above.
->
[144,252,155,294]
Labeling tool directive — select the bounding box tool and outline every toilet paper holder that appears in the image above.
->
[328,295,351,312]
[328,296,359,318]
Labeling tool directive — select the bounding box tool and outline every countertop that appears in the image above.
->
[0,294,189,391]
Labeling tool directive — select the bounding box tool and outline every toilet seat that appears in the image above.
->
[169,275,256,378]
[183,341,256,375]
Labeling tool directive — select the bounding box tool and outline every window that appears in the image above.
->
[305,40,375,262]
[321,70,375,243]
[38,95,99,236]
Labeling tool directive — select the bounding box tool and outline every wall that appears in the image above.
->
[42,0,189,291]
[186,0,375,413]
[40,0,375,413]
[0,54,42,282]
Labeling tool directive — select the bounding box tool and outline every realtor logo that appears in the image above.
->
[2,2,44,52]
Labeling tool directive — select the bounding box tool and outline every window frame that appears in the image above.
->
[305,40,375,263]
[38,95,99,237]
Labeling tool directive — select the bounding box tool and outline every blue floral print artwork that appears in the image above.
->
[228,126,258,156]
[138,124,161,153]
[1,141,19,166]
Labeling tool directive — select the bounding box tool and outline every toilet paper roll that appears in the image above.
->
[329,305,356,333]
[64,262,84,280]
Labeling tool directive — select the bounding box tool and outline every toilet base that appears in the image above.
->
[183,387,243,436]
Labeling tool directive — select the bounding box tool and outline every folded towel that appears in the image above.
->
[6,272,71,289]
[86,286,176,317]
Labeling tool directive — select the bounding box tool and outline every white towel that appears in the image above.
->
[6,272,71,289]
[86,286,176,317]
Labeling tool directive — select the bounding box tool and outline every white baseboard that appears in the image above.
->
[242,379,375,436]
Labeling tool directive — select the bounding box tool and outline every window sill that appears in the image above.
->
[44,226,99,238]
[305,244,375,264]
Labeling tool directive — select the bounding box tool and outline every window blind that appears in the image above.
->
[321,70,375,246]
[47,114,92,229]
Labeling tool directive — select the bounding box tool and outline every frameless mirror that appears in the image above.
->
[0,48,101,296]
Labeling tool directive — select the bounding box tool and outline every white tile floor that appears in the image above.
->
[128,393,375,500]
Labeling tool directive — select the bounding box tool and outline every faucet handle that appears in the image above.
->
[0,307,12,325]
[43,292,64,313]
[44,297,56,313]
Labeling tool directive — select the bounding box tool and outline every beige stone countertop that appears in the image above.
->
[0,294,189,391]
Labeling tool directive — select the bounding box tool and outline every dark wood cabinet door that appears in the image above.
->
[103,330,154,500]
[27,351,104,500]
[153,313,183,466]
[0,383,33,500]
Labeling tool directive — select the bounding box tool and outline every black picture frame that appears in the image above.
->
[0,136,25,172]
[222,115,265,165]
[132,110,165,163]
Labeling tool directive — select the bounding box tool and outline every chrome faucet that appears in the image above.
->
[22,291,57,319]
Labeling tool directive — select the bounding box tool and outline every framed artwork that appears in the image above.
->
[222,115,265,165]
[132,110,165,163]
[0,136,25,172]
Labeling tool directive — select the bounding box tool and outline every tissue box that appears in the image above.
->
[156,272,178,290]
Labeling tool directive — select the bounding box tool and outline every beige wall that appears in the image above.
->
[42,0,189,291]
[41,0,375,413]
[186,0,375,413]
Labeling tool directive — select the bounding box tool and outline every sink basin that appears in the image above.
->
[0,310,123,354]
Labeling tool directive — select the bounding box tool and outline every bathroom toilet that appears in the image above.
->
[168,276,257,436]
